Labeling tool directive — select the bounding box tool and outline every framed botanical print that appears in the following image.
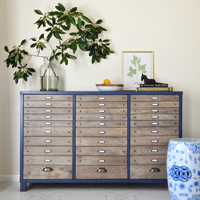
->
[122,51,154,90]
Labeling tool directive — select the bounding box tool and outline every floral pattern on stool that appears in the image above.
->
[167,138,200,200]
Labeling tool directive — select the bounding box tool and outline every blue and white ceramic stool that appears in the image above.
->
[167,138,200,200]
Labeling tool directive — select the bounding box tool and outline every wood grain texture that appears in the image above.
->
[76,121,127,128]
[24,108,73,114]
[131,120,179,127]
[76,95,127,102]
[131,102,179,108]
[24,95,73,101]
[76,114,127,121]
[24,114,72,121]
[76,102,127,108]
[131,114,179,121]
[131,107,179,114]
[131,95,179,102]
[24,121,72,127]
[76,108,127,115]
[76,166,127,179]
[24,101,73,108]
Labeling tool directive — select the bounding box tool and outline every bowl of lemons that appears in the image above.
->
[96,79,124,91]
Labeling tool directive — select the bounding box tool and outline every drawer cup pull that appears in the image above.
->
[45,97,52,99]
[151,140,158,143]
[44,159,51,162]
[152,110,159,112]
[152,97,159,100]
[152,103,159,106]
[151,149,158,152]
[98,131,105,134]
[98,141,105,144]
[45,116,52,119]
[151,159,158,162]
[97,168,107,173]
[98,160,105,163]
[44,150,51,153]
[45,110,52,113]
[99,110,105,113]
[99,97,106,100]
[45,131,52,134]
[43,167,53,172]
[152,130,158,133]
[99,116,105,119]
[152,116,158,119]
[98,150,106,153]
[45,122,52,125]
[46,103,52,106]
[99,104,105,106]
[99,123,105,126]
[44,140,52,143]
[149,168,160,173]
[152,122,159,125]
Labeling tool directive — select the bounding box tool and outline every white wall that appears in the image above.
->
[0,0,200,175]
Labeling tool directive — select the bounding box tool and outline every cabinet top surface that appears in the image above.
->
[20,91,183,95]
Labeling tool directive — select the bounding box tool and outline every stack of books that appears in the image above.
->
[137,83,173,91]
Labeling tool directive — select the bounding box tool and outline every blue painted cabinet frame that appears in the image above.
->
[20,91,183,191]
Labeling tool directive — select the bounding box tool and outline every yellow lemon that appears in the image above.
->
[103,79,111,84]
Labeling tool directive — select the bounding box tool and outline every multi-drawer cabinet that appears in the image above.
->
[20,91,183,191]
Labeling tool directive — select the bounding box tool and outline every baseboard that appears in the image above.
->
[0,174,19,182]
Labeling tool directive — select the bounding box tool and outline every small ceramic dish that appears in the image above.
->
[96,84,124,91]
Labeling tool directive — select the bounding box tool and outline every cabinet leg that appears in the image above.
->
[20,183,27,192]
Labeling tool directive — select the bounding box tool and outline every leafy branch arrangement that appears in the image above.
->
[127,55,147,77]
[4,3,114,83]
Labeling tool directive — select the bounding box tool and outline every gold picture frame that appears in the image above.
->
[122,51,154,90]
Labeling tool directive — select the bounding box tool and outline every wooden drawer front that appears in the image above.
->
[130,165,166,179]
[77,115,127,121]
[131,136,176,146]
[130,146,168,156]
[76,166,127,179]
[76,95,127,102]
[24,137,72,146]
[24,114,72,121]
[76,137,127,147]
[76,128,127,137]
[131,95,179,102]
[24,101,72,108]
[131,120,179,127]
[23,165,72,179]
[24,108,72,114]
[76,121,127,128]
[77,108,127,115]
[131,107,179,114]
[24,95,72,101]
[24,121,72,127]
[77,102,127,108]
[76,156,127,165]
[76,147,127,156]
[131,102,179,108]
[130,155,166,165]
[131,127,179,136]
[24,156,72,165]
[24,147,72,156]
[24,127,72,137]
[131,114,179,121]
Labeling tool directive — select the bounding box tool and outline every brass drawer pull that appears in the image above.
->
[149,168,160,172]
[46,103,52,106]
[99,97,106,100]
[44,159,51,162]
[151,159,158,162]
[98,116,105,119]
[152,116,158,119]
[99,110,105,113]
[44,150,51,153]
[43,167,53,172]
[152,103,159,106]
[99,104,105,106]
[152,122,159,125]
[152,97,159,100]
[98,150,106,153]
[45,110,52,113]
[151,140,158,143]
[44,140,52,143]
[97,168,107,173]
[151,149,158,152]
[152,130,158,133]
[45,122,52,125]
[45,96,52,99]
[45,131,52,134]
[98,140,105,144]
[98,160,105,163]
[45,116,52,119]
[152,109,159,112]
[99,123,105,126]
[98,131,105,134]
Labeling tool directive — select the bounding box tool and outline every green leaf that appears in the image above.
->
[40,42,46,49]
[27,68,35,72]
[127,72,133,77]
[34,9,43,15]
[20,39,26,46]
[70,7,77,12]
[68,14,76,25]
[4,46,9,52]
[14,54,19,62]
[30,43,37,48]
[103,39,109,43]
[46,32,52,42]
[30,38,37,41]
[39,33,44,40]
[46,20,53,26]
[68,54,77,59]
[53,32,62,40]
[78,18,82,30]
[129,66,136,74]
[96,19,102,24]
[55,3,65,12]
[81,15,92,23]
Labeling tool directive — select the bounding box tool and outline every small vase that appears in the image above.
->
[40,57,59,91]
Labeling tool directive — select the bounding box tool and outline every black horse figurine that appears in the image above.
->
[141,74,165,85]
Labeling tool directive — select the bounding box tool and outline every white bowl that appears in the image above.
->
[96,84,124,91]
